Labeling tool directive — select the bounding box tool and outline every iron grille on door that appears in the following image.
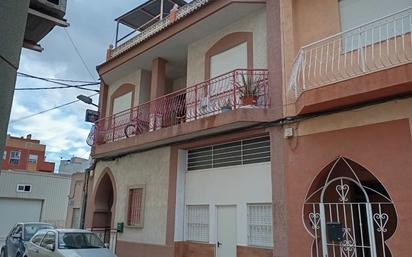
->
[247,203,273,247]
[187,136,270,171]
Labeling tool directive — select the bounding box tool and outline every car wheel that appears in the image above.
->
[0,248,5,257]
[16,253,21,257]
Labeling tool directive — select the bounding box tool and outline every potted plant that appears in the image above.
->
[221,99,233,112]
[239,74,258,106]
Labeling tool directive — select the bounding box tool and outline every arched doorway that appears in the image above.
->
[303,157,396,257]
[92,169,116,245]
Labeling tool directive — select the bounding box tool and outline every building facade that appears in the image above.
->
[85,0,412,257]
[2,134,55,172]
[0,170,71,242]
[59,156,90,175]
[65,172,87,229]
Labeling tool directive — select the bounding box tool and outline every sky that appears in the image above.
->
[7,0,149,171]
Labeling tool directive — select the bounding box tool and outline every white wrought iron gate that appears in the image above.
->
[304,157,396,257]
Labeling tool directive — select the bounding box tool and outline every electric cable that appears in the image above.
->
[9,93,99,124]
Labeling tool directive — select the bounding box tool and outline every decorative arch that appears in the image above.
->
[303,156,397,257]
[91,168,117,229]
[205,32,253,79]
[109,83,136,116]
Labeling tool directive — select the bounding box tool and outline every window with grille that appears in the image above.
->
[247,203,273,247]
[9,151,21,165]
[188,136,270,171]
[127,186,145,227]
[186,205,209,242]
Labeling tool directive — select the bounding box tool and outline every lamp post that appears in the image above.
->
[77,94,98,107]
[77,94,98,230]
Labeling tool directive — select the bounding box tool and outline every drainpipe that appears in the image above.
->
[0,0,30,171]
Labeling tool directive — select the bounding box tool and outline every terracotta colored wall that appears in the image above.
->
[237,245,273,257]
[282,119,412,257]
[116,240,174,257]
[175,242,215,257]
[2,146,54,172]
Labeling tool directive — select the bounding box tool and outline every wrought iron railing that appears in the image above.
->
[112,0,210,57]
[289,7,412,98]
[94,69,269,145]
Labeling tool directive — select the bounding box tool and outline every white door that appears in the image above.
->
[217,206,237,257]
[0,198,42,241]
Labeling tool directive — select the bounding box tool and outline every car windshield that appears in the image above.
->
[24,224,53,241]
[58,232,104,249]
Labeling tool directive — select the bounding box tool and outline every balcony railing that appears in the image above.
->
[94,69,269,145]
[289,7,412,98]
[113,0,210,58]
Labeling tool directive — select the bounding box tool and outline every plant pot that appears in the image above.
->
[241,95,258,106]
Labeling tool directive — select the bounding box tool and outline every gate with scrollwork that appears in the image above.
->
[303,157,396,257]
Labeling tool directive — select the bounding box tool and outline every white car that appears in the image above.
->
[24,229,117,257]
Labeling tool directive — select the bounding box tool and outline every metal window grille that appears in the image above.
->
[247,203,273,247]
[185,205,209,242]
[127,188,144,227]
[187,136,270,171]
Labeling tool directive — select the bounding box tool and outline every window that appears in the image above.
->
[32,233,46,245]
[127,187,145,227]
[17,184,32,193]
[210,42,248,79]
[40,232,56,249]
[185,205,209,242]
[13,225,23,236]
[28,154,38,164]
[188,136,271,171]
[247,203,273,247]
[3,151,6,160]
[9,151,20,165]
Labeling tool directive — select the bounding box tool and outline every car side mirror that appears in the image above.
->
[12,233,22,239]
[104,243,110,249]
[45,244,55,251]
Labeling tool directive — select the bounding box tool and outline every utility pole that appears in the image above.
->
[0,0,31,170]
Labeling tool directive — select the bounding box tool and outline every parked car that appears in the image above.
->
[24,229,117,257]
[1,222,54,257]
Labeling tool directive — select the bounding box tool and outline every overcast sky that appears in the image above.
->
[8,0,150,171]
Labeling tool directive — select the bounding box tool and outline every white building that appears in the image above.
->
[58,157,90,175]
[0,170,71,242]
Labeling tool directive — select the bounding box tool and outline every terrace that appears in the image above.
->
[289,7,412,114]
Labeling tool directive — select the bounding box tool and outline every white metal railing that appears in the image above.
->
[112,0,210,57]
[289,7,412,98]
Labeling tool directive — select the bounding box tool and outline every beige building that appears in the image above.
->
[85,0,412,257]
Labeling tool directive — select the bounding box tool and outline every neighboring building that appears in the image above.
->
[59,157,90,175]
[2,134,55,172]
[84,1,412,257]
[65,172,86,229]
[0,170,71,243]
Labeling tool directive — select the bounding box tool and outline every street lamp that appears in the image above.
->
[77,94,98,107]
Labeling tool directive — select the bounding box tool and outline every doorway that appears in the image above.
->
[217,206,237,257]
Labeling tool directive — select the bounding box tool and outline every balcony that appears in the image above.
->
[289,7,412,114]
[93,69,269,157]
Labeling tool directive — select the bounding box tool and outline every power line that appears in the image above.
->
[9,93,99,124]
[16,72,100,92]
[17,72,97,84]
[15,84,99,92]
[64,29,97,81]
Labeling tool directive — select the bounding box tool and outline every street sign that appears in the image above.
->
[85,109,99,123]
